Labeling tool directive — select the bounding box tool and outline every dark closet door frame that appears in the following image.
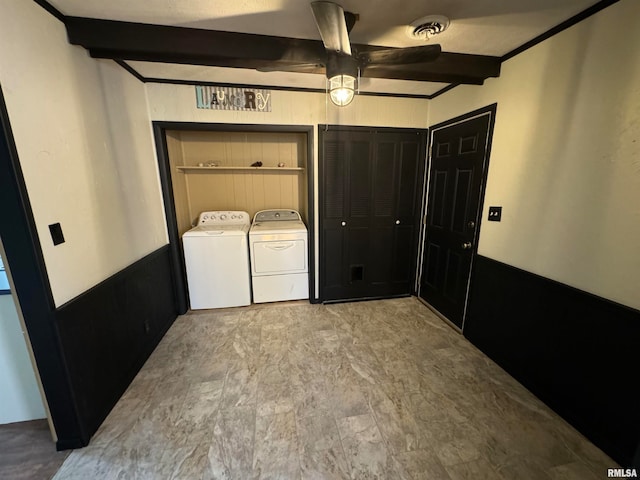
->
[416,104,498,330]
[152,122,317,313]
[0,85,86,449]
[318,124,428,303]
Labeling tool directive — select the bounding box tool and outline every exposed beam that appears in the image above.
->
[66,17,500,85]
[66,17,327,64]
[87,50,325,72]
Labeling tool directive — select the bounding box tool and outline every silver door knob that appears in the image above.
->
[462,242,473,250]
[395,220,400,225]
[341,221,346,226]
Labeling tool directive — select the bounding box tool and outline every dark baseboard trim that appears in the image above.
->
[465,255,640,468]
[55,437,85,452]
[55,245,178,445]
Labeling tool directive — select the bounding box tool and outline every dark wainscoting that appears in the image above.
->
[55,245,177,447]
[465,255,640,468]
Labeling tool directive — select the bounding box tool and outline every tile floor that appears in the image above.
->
[53,297,615,479]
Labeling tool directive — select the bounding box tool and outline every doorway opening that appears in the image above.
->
[0,85,85,448]
[152,122,316,313]
[0,237,48,426]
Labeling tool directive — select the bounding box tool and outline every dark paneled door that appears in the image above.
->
[419,112,492,328]
[322,131,372,301]
[321,128,425,302]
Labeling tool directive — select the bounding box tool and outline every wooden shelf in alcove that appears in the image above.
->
[176,166,305,173]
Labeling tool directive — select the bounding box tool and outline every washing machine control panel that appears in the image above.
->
[198,211,250,226]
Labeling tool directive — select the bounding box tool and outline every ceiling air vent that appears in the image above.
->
[407,15,450,40]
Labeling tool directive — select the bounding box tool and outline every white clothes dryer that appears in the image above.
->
[249,209,308,303]
[182,211,251,309]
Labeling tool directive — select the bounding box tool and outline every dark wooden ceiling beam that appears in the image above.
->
[66,17,327,64]
[87,50,324,72]
[66,16,500,85]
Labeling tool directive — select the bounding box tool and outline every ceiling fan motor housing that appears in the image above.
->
[326,52,359,80]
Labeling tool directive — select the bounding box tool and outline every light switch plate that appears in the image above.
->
[49,223,65,245]
[488,206,502,222]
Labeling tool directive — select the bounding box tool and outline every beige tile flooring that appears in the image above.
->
[53,297,615,479]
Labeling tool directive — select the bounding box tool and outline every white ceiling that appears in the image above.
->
[48,0,604,95]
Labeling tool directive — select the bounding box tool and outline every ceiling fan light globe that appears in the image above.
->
[330,88,354,106]
[329,74,356,106]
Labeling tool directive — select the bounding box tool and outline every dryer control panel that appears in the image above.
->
[253,209,301,223]
[197,211,250,226]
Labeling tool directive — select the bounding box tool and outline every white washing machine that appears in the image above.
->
[249,209,308,303]
[182,211,251,309]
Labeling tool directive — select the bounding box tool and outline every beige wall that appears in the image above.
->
[428,0,640,310]
[0,0,168,306]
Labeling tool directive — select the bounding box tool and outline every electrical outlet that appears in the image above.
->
[488,206,502,222]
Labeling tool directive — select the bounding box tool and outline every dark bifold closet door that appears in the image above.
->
[419,113,492,328]
[320,127,425,302]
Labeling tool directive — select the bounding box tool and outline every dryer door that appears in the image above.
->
[252,239,307,275]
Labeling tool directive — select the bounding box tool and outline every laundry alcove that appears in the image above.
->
[153,123,316,313]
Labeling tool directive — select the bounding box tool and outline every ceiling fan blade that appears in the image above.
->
[358,45,442,66]
[256,63,325,74]
[360,52,501,84]
[310,1,352,56]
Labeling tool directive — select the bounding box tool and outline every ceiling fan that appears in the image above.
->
[260,1,442,105]
[65,6,501,94]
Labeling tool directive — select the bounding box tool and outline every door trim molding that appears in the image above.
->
[417,103,498,330]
